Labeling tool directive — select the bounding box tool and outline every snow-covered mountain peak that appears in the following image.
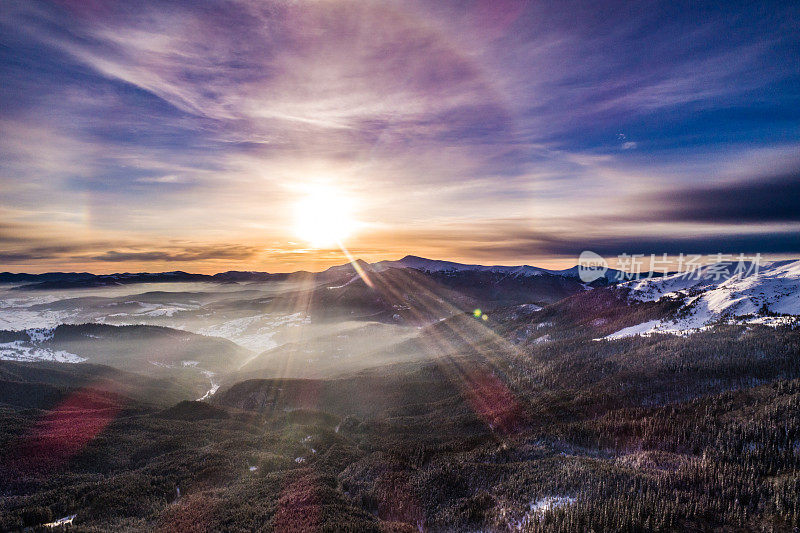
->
[370,255,624,280]
[604,259,800,339]
[372,255,546,275]
[624,259,800,312]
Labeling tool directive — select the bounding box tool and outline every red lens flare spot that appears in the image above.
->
[3,386,123,475]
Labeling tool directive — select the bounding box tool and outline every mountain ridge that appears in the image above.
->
[2,255,625,290]
[602,259,800,338]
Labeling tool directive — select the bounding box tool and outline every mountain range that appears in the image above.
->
[1,255,800,530]
[1,255,622,290]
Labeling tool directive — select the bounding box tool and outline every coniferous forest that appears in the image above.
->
[2,315,799,532]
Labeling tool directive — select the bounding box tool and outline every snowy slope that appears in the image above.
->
[0,328,85,363]
[0,341,86,363]
[604,260,800,339]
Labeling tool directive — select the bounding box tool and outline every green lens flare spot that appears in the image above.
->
[473,309,482,318]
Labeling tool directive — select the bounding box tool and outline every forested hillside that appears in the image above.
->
[2,320,798,531]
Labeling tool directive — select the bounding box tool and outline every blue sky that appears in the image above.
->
[1,0,799,272]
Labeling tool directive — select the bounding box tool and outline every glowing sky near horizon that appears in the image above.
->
[1,0,799,273]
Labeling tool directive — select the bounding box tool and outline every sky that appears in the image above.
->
[1,0,799,273]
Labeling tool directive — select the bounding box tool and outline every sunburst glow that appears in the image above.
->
[294,188,357,248]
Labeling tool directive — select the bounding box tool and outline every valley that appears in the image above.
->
[1,257,799,531]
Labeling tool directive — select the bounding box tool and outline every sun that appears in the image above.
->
[294,188,357,248]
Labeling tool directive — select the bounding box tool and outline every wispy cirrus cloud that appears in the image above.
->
[0,0,799,271]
